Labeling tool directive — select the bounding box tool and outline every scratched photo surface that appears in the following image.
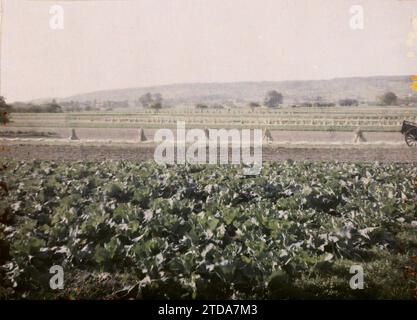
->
[0,0,417,300]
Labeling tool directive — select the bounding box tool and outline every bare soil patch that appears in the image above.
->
[1,143,416,163]
[0,130,59,138]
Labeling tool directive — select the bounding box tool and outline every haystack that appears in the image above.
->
[69,129,79,140]
[353,127,366,143]
[138,128,147,142]
[263,129,273,142]
[203,128,210,139]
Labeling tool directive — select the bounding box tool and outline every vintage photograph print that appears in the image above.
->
[0,0,417,302]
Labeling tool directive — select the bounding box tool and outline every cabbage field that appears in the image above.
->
[0,160,417,299]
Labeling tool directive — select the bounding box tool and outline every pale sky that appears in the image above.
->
[1,0,416,102]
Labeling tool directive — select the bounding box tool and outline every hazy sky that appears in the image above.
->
[1,0,416,101]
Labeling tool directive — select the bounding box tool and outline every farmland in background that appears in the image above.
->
[4,106,417,132]
[2,105,417,162]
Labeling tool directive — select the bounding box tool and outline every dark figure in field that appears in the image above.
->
[204,128,210,139]
[263,129,273,142]
[353,127,366,143]
[1,112,9,126]
[69,129,79,140]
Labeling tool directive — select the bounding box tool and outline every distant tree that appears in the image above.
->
[379,92,398,106]
[150,102,162,113]
[138,93,163,108]
[264,91,283,108]
[10,100,63,113]
[0,96,11,125]
[139,93,153,108]
[339,99,359,107]
[248,101,261,112]
[195,103,208,111]
[316,102,336,107]
[44,101,63,113]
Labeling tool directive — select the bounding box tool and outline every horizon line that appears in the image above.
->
[15,73,414,104]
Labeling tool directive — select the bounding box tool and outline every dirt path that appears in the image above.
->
[1,143,416,163]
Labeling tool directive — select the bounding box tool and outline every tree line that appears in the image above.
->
[0,90,414,122]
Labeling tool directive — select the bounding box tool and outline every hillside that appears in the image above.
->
[59,75,414,105]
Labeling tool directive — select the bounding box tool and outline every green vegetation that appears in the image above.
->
[10,100,63,113]
[195,103,209,110]
[136,93,163,108]
[149,102,163,113]
[248,102,261,112]
[0,97,11,125]
[379,92,399,106]
[264,90,283,108]
[339,99,359,107]
[1,161,416,299]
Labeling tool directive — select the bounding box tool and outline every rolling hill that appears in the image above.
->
[58,75,415,105]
